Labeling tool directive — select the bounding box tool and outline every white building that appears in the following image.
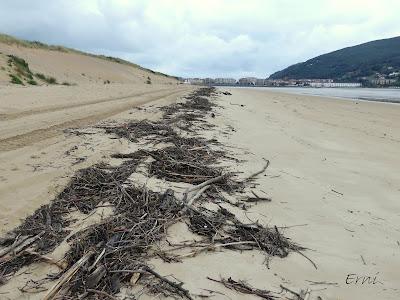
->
[203,78,215,85]
[238,77,257,85]
[371,78,397,85]
[214,78,237,85]
[309,82,361,88]
[186,78,204,85]
[255,78,266,86]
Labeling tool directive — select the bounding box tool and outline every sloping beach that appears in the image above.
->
[0,86,399,300]
[201,88,400,299]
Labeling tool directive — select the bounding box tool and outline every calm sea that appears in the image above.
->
[253,87,400,104]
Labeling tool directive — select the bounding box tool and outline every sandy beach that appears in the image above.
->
[1,2,399,299]
[1,85,399,299]
[0,83,192,233]
[201,88,400,299]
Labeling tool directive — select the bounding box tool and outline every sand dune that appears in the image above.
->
[0,39,192,233]
[0,35,177,86]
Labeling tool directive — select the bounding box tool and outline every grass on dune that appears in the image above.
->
[0,33,177,79]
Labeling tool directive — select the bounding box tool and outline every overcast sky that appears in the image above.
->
[1,0,400,78]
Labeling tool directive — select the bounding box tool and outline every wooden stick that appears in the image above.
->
[186,185,210,208]
[280,285,301,299]
[177,241,257,258]
[360,255,366,265]
[297,250,318,270]
[88,248,106,272]
[303,288,311,300]
[43,251,94,300]
[142,266,194,300]
[23,250,66,269]
[0,235,28,257]
[0,231,44,258]
[87,289,118,300]
[242,159,270,182]
[0,232,46,264]
[182,174,227,202]
[110,268,193,300]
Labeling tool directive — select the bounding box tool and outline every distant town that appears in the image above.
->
[182,73,400,88]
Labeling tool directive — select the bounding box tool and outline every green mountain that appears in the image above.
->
[269,36,400,82]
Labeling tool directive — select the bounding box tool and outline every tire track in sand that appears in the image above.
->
[0,87,171,121]
[0,89,189,151]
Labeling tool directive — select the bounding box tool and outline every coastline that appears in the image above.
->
[218,86,400,104]
[0,87,399,299]
[209,87,400,300]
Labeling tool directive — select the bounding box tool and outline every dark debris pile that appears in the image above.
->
[0,87,304,300]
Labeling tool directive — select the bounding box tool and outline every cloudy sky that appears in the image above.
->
[1,0,400,78]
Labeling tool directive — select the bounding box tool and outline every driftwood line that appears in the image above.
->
[0,87,307,299]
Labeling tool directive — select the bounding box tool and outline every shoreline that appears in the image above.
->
[206,85,400,104]
[0,87,399,299]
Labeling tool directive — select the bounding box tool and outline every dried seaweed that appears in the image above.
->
[0,87,305,300]
[208,277,276,299]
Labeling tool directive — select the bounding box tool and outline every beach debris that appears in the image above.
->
[43,250,94,300]
[208,276,276,299]
[279,284,306,300]
[331,189,343,196]
[0,87,305,299]
[360,254,367,265]
[305,280,338,286]
[244,190,272,203]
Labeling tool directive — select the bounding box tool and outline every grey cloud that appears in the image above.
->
[1,0,399,78]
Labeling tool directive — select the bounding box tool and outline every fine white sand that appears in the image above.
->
[148,88,400,300]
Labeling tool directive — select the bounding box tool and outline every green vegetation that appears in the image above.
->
[270,36,400,81]
[9,74,23,85]
[7,55,34,85]
[34,73,58,84]
[146,76,152,84]
[35,73,46,80]
[5,54,59,85]
[28,79,38,85]
[62,81,73,86]
[8,55,33,79]
[46,76,57,84]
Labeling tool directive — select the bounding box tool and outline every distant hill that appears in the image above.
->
[269,36,400,82]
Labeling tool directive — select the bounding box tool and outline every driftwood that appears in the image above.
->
[245,191,272,203]
[88,248,106,272]
[242,159,270,182]
[22,250,66,269]
[43,251,94,300]
[0,235,28,257]
[0,87,308,299]
[297,250,318,270]
[208,277,276,299]
[87,289,119,300]
[112,267,194,300]
[177,241,257,258]
[280,284,302,299]
[185,185,210,209]
[86,264,107,289]
[183,174,227,201]
[0,231,44,260]
[143,266,194,300]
